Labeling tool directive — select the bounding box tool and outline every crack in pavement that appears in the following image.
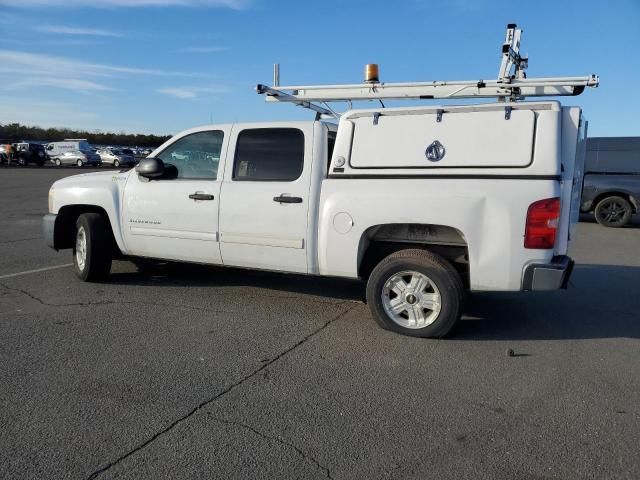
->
[0,282,240,315]
[208,415,334,479]
[0,236,41,244]
[0,279,362,309]
[85,303,357,479]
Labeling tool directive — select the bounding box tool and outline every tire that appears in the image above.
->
[77,159,84,167]
[366,249,464,338]
[114,159,120,168]
[73,213,113,282]
[594,196,632,228]
[55,158,62,167]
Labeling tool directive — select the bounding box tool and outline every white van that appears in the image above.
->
[46,139,101,166]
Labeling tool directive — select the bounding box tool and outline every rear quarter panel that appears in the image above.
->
[318,178,560,291]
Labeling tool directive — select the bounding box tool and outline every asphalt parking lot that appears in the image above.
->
[1,167,639,480]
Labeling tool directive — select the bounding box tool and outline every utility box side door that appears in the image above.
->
[349,109,536,169]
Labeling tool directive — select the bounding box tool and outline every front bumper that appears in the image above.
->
[43,213,57,249]
[522,255,574,291]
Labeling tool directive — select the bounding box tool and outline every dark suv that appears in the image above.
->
[581,137,640,227]
[13,142,47,166]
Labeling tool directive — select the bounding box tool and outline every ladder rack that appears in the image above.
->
[256,24,598,118]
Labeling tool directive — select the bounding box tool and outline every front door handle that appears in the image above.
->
[273,195,303,204]
[189,193,215,201]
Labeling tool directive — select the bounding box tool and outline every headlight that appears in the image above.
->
[48,187,55,214]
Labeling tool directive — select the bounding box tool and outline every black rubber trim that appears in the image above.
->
[561,259,575,289]
[327,174,562,181]
[572,86,585,96]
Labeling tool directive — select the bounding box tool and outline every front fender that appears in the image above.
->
[50,172,128,252]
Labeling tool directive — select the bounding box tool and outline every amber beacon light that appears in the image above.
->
[364,64,379,83]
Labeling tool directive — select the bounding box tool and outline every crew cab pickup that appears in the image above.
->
[43,100,586,337]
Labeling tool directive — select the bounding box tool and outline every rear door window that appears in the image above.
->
[233,128,304,181]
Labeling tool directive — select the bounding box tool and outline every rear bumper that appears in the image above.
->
[43,213,57,249]
[522,255,574,291]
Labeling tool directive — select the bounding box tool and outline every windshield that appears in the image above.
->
[78,141,93,152]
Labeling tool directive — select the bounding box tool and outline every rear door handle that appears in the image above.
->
[189,193,215,201]
[273,195,303,204]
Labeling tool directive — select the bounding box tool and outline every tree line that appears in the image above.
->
[0,123,172,148]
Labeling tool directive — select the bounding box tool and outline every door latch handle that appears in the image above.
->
[273,195,303,204]
[189,193,215,201]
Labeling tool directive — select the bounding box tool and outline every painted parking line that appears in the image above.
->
[0,264,73,280]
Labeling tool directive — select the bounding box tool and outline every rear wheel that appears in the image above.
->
[114,159,120,168]
[594,196,632,228]
[366,249,464,338]
[73,213,113,282]
[77,159,84,167]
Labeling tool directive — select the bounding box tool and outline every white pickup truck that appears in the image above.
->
[42,25,597,338]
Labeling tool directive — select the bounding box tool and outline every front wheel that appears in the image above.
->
[73,213,113,282]
[77,159,84,167]
[366,249,464,338]
[114,159,120,168]
[55,158,62,166]
[594,196,632,228]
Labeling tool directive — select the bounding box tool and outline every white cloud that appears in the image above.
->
[0,0,250,8]
[34,25,124,37]
[2,38,102,46]
[0,50,215,95]
[178,46,229,53]
[7,78,115,92]
[0,50,209,78]
[157,85,228,99]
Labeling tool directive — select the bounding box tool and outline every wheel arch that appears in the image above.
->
[591,191,638,213]
[53,204,123,254]
[357,223,469,287]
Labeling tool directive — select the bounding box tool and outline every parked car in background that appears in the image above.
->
[12,142,46,166]
[97,148,136,167]
[50,150,101,167]
[581,136,640,227]
[46,139,97,163]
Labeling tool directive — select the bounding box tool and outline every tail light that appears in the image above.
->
[525,197,560,249]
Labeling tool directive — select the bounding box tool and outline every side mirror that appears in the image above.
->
[136,157,165,179]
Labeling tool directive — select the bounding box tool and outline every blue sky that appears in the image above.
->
[0,0,638,137]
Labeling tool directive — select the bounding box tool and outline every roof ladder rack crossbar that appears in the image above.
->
[256,84,338,118]
[256,24,599,114]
